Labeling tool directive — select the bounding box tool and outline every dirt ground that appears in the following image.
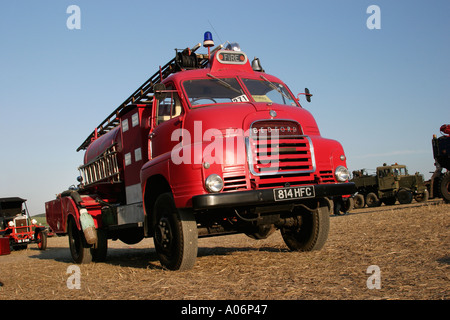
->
[0,200,448,301]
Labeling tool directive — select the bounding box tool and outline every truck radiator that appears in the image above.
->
[14,218,30,234]
[246,135,316,176]
[78,145,121,187]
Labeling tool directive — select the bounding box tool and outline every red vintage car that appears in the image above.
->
[0,197,48,252]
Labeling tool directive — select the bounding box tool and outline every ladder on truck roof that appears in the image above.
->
[77,42,221,152]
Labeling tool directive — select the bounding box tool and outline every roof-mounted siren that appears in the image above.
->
[203,31,214,56]
[225,42,241,52]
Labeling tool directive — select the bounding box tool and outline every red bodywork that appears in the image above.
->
[45,42,354,243]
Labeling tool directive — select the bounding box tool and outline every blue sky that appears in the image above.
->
[1,0,449,215]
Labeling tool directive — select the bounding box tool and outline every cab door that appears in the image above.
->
[378,168,395,191]
[149,84,184,159]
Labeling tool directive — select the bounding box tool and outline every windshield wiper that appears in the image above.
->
[260,75,291,101]
[206,73,242,95]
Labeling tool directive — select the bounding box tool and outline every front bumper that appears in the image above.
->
[192,182,356,210]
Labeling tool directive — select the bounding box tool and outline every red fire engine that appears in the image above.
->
[45,33,355,270]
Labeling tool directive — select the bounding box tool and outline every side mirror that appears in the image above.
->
[154,83,167,100]
[297,88,313,103]
[305,88,312,103]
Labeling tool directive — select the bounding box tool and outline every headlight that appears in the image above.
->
[205,174,224,193]
[335,166,350,182]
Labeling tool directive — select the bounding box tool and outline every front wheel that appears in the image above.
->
[153,193,198,271]
[397,189,413,204]
[414,189,429,203]
[35,229,47,250]
[281,200,330,251]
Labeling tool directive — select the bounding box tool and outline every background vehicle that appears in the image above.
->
[427,124,450,202]
[45,33,355,270]
[0,197,47,251]
[351,163,428,208]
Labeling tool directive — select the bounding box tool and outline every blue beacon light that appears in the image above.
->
[203,31,214,55]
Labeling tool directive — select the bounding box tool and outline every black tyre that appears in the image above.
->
[92,228,108,262]
[397,189,413,204]
[343,197,354,213]
[10,240,27,251]
[153,193,198,271]
[440,172,450,203]
[366,192,380,207]
[333,199,345,215]
[353,194,365,209]
[35,229,47,250]
[414,190,429,203]
[281,201,330,251]
[68,217,92,264]
[383,196,396,206]
[334,197,354,215]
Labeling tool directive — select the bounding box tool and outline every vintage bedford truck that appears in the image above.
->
[45,33,355,270]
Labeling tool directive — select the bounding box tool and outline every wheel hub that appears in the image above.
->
[155,217,173,252]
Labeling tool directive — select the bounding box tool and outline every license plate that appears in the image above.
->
[274,185,315,201]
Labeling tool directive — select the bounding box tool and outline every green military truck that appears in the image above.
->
[351,163,429,208]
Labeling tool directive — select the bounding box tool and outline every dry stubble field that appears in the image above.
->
[0,200,448,301]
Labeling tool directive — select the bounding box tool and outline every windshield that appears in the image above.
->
[183,77,249,106]
[243,78,298,106]
[183,76,298,107]
[392,167,407,176]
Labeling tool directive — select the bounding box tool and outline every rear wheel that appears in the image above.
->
[353,194,365,209]
[92,228,108,262]
[281,201,330,251]
[153,193,198,271]
[68,217,92,264]
[366,192,380,207]
[383,196,396,206]
[440,172,450,203]
[333,197,353,215]
[68,215,108,263]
